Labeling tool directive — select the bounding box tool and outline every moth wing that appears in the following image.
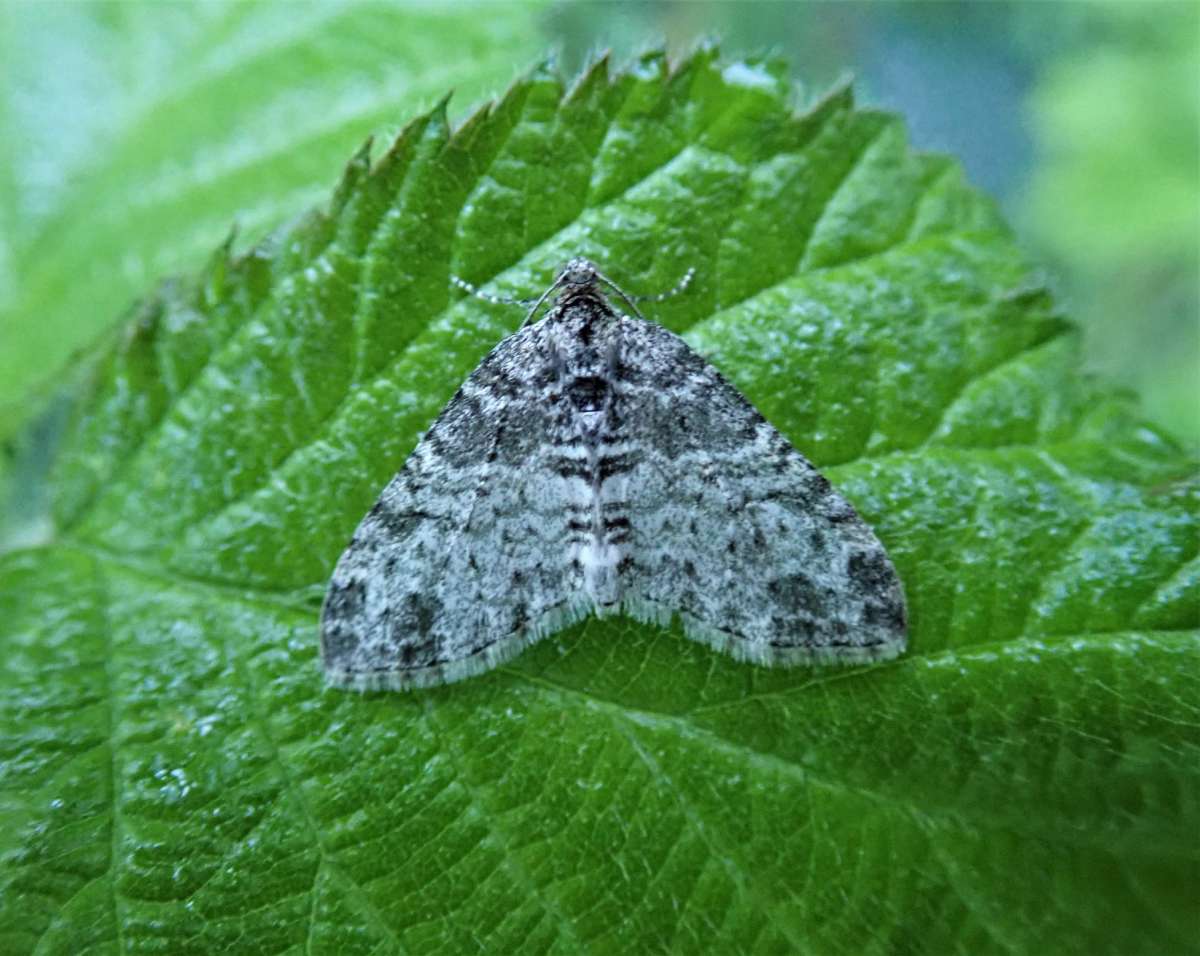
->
[616,319,907,665]
[320,326,584,690]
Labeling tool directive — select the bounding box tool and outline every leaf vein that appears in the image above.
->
[419,696,590,953]
[614,718,819,956]
[227,638,410,954]
[96,560,128,956]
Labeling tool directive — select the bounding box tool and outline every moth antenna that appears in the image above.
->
[628,266,695,304]
[451,274,537,308]
[522,274,570,327]
[590,266,646,321]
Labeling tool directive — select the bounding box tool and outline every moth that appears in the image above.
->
[321,259,906,690]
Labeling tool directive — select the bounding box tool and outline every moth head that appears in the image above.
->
[557,257,600,291]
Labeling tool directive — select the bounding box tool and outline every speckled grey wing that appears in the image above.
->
[615,318,907,665]
[320,326,583,690]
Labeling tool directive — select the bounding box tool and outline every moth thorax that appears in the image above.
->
[566,375,611,412]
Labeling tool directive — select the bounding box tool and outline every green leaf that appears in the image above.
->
[0,0,548,438]
[3,49,1199,955]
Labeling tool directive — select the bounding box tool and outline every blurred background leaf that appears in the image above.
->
[1017,2,1199,449]
[0,0,549,436]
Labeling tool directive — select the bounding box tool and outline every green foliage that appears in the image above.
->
[2,47,1198,955]
[1019,1,1200,447]
[0,0,547,438]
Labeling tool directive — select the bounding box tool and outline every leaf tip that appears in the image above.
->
[432,88,454,120]
[567,49,611,100]
[630,47,670,81]
[526,52,561,84]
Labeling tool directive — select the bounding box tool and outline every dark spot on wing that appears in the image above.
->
[511,600,528,633]
[597,455,634,481]
[566,375,610,412]
[324,578,365,620]
[393,591,442,640]
[320,579,369,664]
[809,529,826,554]
[371,503,433,541]
[554,458,590,480]
[768,572,826,616]
[847,550,895,595]
[863,596,907,632]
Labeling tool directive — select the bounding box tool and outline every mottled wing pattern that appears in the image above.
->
[613,318,907,665]
[320,326,584,690]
